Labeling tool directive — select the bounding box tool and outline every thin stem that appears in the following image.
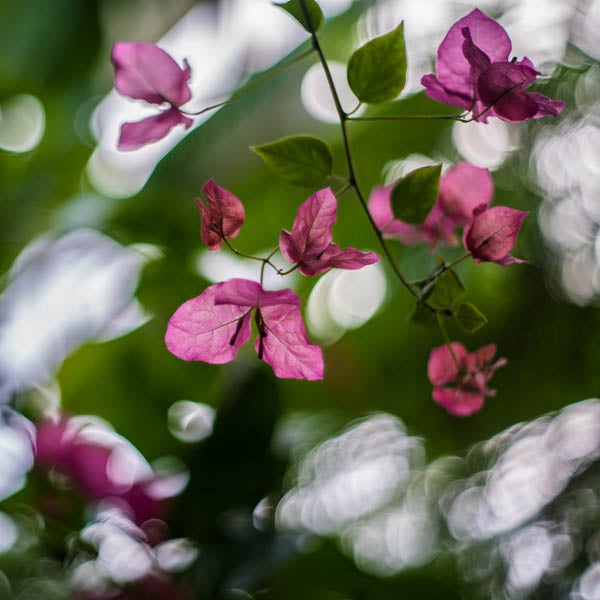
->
[348,113,467,122]
[335,181,352,197]
[278,264,299,276]
[223,237,280,278]
[261,247,280,284]
[181,47,315,117]
[435,312,462,372]
[299,0,416,298]
[346,102,363,117]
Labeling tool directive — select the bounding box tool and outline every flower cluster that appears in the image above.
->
[421,9,564,122]
[111,42,194,150]
[165,184,379,380]
[369,162,528,265]
[427,342,507,416]
[35,417,169,524]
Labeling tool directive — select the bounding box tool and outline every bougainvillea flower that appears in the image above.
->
[35,418,167,524]
[368,163,493,249]
[111,43,194,150]
[463,205,528,265]
[427,342,506,416]
[421,9,563,122]
[165,278,323,380]
[196,179,245,251]
[279,188,379,276]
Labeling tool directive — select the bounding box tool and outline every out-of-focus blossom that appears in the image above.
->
[427,342,506,416]
[165,278,323,380]
[279,188,379,276]
[111,43,194,150]
[463,205,528,265]
[421,9,564,123]
[196,179,245,252]
[369,163,493,249]
[35,418,167,524]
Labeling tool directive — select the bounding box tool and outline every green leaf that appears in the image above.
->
[274,0,323,33]
[391,164,442,225]
[455,302,487,333]
[428,269,465,310]
[251,136,333,187]
[408,303,437,328]
[347,23,407,104]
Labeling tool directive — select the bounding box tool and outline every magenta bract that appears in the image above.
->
[421,9,563,122]
[369,163,493,249]
[111,42,194,150]
[463,205,528,265]
[427,342,506,416]
[35,418,166,524]
[165,279,323,380]
[279,188,379,276]
[196,179,245,251]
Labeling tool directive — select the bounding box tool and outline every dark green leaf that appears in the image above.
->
[250,136,333,186]
[391,164,442,225]
[274,0,323,33]
[455,302,487,333]
[408,303,437,328]
[428,269,465,310]
[347,23,407,104]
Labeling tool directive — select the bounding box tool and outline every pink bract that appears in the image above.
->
[165,279,323,380]
[368,163,493,249]
[35,418,167,524]
[427,342,506,416]
[463,205,528,265]
[279,188,379,276]
[111,42,194,150]
[196,179,245,251]
[421,9,563,123]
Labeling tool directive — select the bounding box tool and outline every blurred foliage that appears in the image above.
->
[0,0,598,598]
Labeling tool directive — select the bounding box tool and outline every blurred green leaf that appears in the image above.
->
[251,135,333,186]
[391,164,441,224]
[455,301,487,333]
[408,303,437,328]
[274,0,324,32]
[347,23,406,104]
[428,269,465,310]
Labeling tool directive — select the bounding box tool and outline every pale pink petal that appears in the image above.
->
[258,304,324,380]
[466,343,497,371]
[427,343,468,386]
[321,245,380,271]
[463,206,528,264]
[434,9,511,95]
[433,387,485,416]
[111,42,192,106]
[368,186,395,230]
[461,27,491,80]
[165,284,252,364]
[438,163,493,225]
[279,230,301,264]
[118,108,193,151]
[368,186,438,246]
[297,243,379,276]
[290,188,337,259]
[197,179,245,251]
[421,74,473,110]
[526,92,564,118]
[214,278,300,308]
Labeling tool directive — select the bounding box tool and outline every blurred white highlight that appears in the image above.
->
[0,95,45,153]
[168,400,215,443]
[307,263,386,343]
